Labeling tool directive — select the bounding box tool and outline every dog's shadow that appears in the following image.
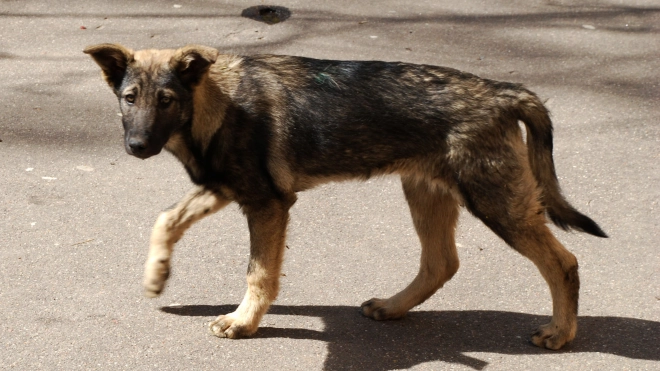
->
[161,304,659,370]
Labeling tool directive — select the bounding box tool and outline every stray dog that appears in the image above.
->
[84,43,607,350]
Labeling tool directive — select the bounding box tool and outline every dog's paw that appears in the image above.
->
[209,313,257,339]
[143,258,170,298]
[531,322,575,350]
[360,298,406,321]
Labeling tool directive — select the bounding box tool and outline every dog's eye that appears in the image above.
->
[160,96,172,107]
[125,94,136,104]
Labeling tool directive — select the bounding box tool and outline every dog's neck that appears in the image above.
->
[164,54,244,183]
[190,77,227,154]
[191,54,242,154]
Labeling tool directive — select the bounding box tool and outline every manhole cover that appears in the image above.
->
[241,5,291,25]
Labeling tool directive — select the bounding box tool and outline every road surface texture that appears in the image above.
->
[1,0,658,370]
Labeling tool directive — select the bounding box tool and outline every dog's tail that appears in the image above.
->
[514,90,607,238]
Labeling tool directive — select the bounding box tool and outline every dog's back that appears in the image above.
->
[224,55,604,239]
[220,55,523,180]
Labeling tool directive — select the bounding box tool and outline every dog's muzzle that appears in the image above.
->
[125,135,161,159]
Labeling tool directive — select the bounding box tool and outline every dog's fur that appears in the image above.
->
[85,43,607,350]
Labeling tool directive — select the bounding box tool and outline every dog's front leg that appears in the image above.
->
[144,186,230,297]
[210,198,292,339]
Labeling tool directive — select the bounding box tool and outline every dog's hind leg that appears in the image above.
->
[467,192,579,350]
[144,186,230,297]
[457,142,579,350]
[361,176,460,320]
[210,196,294,338]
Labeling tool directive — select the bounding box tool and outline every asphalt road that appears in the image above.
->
[1,1,658,370]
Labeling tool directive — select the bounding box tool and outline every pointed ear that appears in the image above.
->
[83,43,134,91]
[170,45,219,86]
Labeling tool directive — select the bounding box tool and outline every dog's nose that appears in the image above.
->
[128,138,147,154]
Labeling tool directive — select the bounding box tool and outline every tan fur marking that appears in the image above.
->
[191,79,226,154]
[503,129,579,349]
[268,145,296,193]
[133,49,176,75]
[362,176,460,319]
[189,55,244,154]
[209,198,292,338]
[143,187,230,297]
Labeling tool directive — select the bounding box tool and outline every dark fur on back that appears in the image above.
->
[170,54,605,236]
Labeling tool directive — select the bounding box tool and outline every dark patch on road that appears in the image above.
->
[241,5,291,25]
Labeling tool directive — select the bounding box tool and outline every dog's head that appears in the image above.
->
[84,44,219,159]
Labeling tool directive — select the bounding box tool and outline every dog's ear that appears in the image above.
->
[84,43,134,91]
[170,45,219,87]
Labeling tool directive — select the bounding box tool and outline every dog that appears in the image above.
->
[84,43,607,350]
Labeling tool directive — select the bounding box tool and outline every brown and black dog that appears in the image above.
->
[84,43,606,350]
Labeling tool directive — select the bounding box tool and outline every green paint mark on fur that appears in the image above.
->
[314,72,339,88]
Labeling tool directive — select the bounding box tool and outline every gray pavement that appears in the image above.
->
[1,0,658,369]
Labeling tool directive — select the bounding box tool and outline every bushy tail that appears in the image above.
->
[515,90,607,238]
